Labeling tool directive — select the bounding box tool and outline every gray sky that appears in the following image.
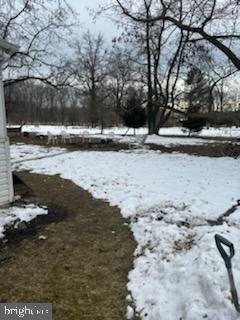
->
[67,0,119,42]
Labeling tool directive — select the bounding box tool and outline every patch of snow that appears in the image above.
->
[159,126,240,138]
[128,221,240,320]
[0,204,48,239]
[126,306,134,319]
[38,235,47,240]
[146,134,223,146]
[10,143,66,165]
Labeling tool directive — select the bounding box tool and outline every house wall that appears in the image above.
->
[0,64,14,207]
[0,138,13,206]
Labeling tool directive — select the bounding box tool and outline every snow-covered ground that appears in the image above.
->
[11,143,67,164]
[11,144,240,320]
[20,124,240,139]
[145,135,223,146]
[120,134,221,147]
[159,126,240,138]
[0,204,48,239]
[17,125,239,147]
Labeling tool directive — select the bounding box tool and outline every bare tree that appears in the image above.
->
[107,45,136,123]
[115,0,240,70]
[5,81,84,125]
[0,0,77,87]
[183,40,238,113]
[73,31,108,127]
[109,0,190,133]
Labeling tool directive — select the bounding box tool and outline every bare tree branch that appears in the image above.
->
[115,0,240,70]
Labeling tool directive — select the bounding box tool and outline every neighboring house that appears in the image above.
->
[0,38,18,206]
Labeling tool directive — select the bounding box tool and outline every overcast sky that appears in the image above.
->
[67,0,119,42]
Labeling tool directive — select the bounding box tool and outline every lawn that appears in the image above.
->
[7,139,240,320]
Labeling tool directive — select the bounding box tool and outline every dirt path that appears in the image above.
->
[0,172,136,320]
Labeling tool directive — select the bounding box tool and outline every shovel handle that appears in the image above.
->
[215,234,235,269]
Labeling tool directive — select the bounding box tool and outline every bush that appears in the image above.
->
[181,116,206,133]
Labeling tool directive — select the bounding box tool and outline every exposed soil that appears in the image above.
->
[0,173,137,320]
[10,135,129,152]
[148,143,227,157]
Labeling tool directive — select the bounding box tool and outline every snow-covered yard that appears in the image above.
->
[20,124,240,139]
[10,144,240,320]
[15,125,240,149]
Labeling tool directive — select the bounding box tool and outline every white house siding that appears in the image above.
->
[0,38,17,207]
[0,139,13,206]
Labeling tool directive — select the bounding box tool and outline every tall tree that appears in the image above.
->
[185,67,213,114]
[73,32,108,127]
[108,45,135,123]
[110,0,189,134]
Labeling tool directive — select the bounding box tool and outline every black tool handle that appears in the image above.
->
[215,234,235,269]
[228,269,240,312]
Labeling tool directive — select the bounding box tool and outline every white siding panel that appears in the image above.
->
[0,160,7,169]
[0,177,8,186]
[0,153,6,161]
[0,189,9,198]
[0,195,9,204]
[0,171,7,179]
[0,139,13,206]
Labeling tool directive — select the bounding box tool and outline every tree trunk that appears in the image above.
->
[145,9,154,135]
[89,76,99,127]
[154,107,172,134]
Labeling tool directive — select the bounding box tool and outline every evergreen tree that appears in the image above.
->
[185,67,213,114]
[121,92,146,130]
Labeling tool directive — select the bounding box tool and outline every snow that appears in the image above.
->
[159,126,240,138]
[119,134,220,146]
[18,125,240,148]
[22,125,106,136]
[10,143,67,164]
[145,134,222,146]
[11,144,240,320]
[126,306,134,319]
[0,204,48,239]
[21,124,240,138]
[14,150,239,221]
